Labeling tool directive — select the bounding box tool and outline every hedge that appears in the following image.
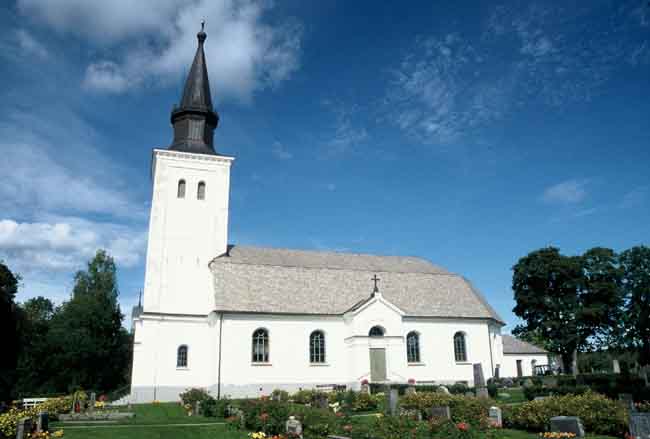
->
[502,391,628,437]
[400,392,492,426]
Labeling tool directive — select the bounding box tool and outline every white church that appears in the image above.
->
[129,27,549,402]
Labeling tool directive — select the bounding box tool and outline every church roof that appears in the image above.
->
[502,334,548,354]
[210,245,504,323]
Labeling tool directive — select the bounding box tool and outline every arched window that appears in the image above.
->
[368,326,385,337]
[177,179,186,198]
[197,181,206,200]
[252,328,269,363]
[454,332,467,362]
[310,330,326,363]
[177,345,188,368]
[407,331,420,363]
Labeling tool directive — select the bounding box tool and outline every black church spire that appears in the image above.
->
[169,21,219,155]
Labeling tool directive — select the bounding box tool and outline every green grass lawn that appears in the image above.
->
[59,424,238,439]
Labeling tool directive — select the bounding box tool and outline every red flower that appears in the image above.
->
[408,378,416,384]
[361,379,369,385]
[260,412,270,422]
[456,422,469,431]
[335,412,344,417]
[343,424,353,432]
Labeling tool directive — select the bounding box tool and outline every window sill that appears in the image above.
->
[408,362,426,366]
[176,367,190,371]
[251,363,272,366]
[309,363,330,367]
[455,361,471,365]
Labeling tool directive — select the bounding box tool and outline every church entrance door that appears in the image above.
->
[369,348,387,381]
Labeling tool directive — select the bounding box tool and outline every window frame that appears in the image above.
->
[309,330,326,364]
[453,332,468,363]
[177,179,186,198]
[252,328,270,364]
[177,345,188,368]
[406,331,421,363]
[197,181,206,200]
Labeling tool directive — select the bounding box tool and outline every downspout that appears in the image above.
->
[487,324,495,378]
[217,312,224,400]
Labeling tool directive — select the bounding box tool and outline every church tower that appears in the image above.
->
[142,24,234,315]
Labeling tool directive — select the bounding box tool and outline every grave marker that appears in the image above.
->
[286,416,303,438]
[629,413,650,439]
[37,412,49,433]
[488,406,502,428]
[429,406,451,421]
[550,416,585,438]
[16,417,32,439]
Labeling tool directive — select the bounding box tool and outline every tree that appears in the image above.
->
[47,250,131,392]
[580,247,624,349]
[512,247,584,374]
[619,245,650,367]
[14,297,55,396]
[0,261,19,403]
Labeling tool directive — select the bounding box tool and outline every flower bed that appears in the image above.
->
[0,396,71,439]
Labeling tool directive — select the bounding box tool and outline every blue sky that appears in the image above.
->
[1,0,649,329]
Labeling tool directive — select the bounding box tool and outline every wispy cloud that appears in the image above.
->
[20,0,303,102]
[321,99,368,157]
[271,141,293,160]
[385,2,650,144]
[542,179,588,204]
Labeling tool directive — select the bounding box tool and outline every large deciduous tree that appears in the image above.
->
[619,245,650,367]
[512,247,584,374]
[0,261,20,403]
[47,250,132,392]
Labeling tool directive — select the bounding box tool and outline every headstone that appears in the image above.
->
[534,396,549,401]
[473,363,486,387]
[360,383,370,394]
[476,387,489,398]
[464,391,475,398]
[550,416,585,438]
[613,360,621,374]
[429,406,451,421]
[438,385,450,394]
[629,413,650,439]
[286,415,303,438]
[37,412,49,433]
[387,388,399,416]
[314,393,329,410]
[193,401,200,416]
[488,406,502,427]
[619,393,635,412]
[16,417,32,439]
[90,392,97,411]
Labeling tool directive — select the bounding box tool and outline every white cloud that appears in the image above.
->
[542,179,588,204]
[15,29,49,59]
[321,100,369,156]
[0,218,146,273]
[271,141,293,160]
[20,0,302,101]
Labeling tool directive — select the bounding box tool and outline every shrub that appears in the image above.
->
[291,389,313,405]
[179,388,210,408]
[201,396,229,418]
[487,384,498,399]
[400,392,491,426]
[502,391,627,436]
[239,399,291,435]
[448,383,470,395]
[523,385,590,401]
[270,389,289,402]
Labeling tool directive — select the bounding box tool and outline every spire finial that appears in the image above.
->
[197,20,207,43]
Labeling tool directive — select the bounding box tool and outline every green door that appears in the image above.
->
[370,348,387,381]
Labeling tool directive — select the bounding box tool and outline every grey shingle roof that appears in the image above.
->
[502,334,548,354]
[210,245,504,323]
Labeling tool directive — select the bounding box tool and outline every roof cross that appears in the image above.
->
[371,274,380,294]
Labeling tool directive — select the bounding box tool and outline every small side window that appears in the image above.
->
[177,179,186,198]
[197,181,206,200]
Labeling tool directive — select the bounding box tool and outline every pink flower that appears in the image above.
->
[361,379,369,385]
[408,378,416,384]
[457,422,469,431]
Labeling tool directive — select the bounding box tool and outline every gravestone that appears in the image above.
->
[37,411,49,433]
[619,393,635,412]
[286,416,303,438]
[473,363,488,397]
[405,385,416,395]
[16,417,32,439]
[534,396,549,401]
[437,385,450,394]
[464,391,475,398]
[192,401,200,416]
[488,406,502,428]
[386,388,399,416]
[314,393,329,410]
[550,416,585,438]
[360,382,370,394]
[89,392,97,411]
[629,413,650,439]
[429,406,451,421]
[613,360,621,374]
